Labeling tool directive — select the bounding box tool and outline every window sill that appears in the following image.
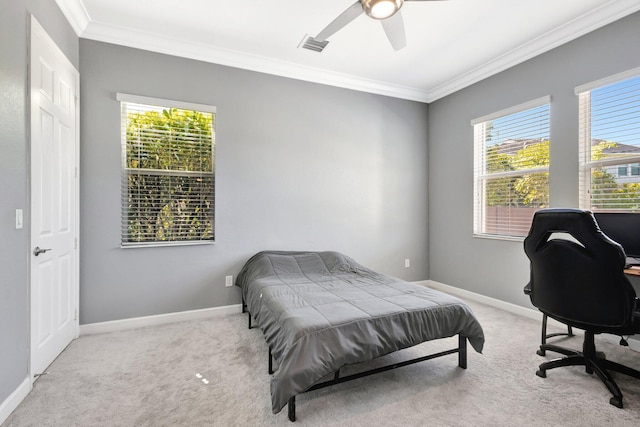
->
[473,233,525,242]
[121,240,214,249]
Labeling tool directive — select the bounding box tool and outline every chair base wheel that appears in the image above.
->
[610,396,623,408]
[536,348,546,356]
[536,369,546,378]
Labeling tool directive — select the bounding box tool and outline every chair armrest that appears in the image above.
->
[524,282,532,296]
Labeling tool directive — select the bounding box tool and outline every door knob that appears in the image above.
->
[33,246,51,256]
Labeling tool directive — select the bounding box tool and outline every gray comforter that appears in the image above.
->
[236,251,485,413]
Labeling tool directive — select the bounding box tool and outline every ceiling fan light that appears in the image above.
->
[371,1,395,18]
[363,0,403,20]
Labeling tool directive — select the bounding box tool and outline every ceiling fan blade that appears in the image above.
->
[381,11,407,51]
[315,1,364,42]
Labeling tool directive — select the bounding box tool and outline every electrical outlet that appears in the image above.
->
[404,259,410,268]
[225,275,233,287]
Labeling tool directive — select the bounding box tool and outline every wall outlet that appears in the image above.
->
[404,259,410,268]
[225,275,233,287]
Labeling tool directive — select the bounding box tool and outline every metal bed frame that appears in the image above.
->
[243,299,469,422]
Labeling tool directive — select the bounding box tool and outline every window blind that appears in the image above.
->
[118,94,216,246]
[578,72,640,212]
[472,97,550,239]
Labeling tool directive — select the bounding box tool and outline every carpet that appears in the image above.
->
[3,298,640,426]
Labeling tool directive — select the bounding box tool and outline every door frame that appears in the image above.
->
[29,15,80,382]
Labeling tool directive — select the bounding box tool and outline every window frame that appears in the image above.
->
[576,67,640,213]
[117,93,216,248]
[471,96,551,241]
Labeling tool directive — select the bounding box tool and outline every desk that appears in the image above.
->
[625,267,640,295]
[623,269,640,349]
[624,266,640,277]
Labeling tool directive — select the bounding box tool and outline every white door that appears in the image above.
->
[30,16,80,379]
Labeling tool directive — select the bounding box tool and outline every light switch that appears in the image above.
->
[16,209,23,229]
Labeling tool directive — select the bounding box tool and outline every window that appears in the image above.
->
[577,69,640,212]
[472,96,551,239]
[118,94,215,247]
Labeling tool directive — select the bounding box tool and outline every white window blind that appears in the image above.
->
[577,70,640,212]
[472,97,551,239]
[118,94,216,247]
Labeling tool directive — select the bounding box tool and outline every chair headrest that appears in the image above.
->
[524,208,625,263]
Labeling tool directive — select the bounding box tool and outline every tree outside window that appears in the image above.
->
[578,72,640,212]
[473,98,550,239]
[119,96,215,246]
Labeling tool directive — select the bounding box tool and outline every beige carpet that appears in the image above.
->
[3,298,640,426]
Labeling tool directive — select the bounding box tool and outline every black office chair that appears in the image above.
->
[523,208,640,408]
[538,314,573,356]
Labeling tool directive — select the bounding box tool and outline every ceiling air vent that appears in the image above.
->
[299,35,329,53]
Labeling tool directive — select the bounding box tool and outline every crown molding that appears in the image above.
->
[58,0,640,103]
[81,20,432,103]
[55,0,90,35]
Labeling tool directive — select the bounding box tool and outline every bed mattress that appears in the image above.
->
[235,250,485,413]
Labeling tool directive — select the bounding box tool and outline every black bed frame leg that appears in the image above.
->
[288,396,296,422]
[242,298,253,329]
[458,335,467,369]
[268,348,274,374]
[282,336,465,422]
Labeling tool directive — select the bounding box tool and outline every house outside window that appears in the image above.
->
[472,96,551,239]
[577,70,640,212]
[118,94,216,247]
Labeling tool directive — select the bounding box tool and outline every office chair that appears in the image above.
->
[523,208,640,408]
[537,314,573,356]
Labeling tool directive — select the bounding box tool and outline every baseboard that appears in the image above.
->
[421,280,547,323]
[80,303,243,335]
[421,280,640,352]
[79,283,640,352]
[0,377,30,425]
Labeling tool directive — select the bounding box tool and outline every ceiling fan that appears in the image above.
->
[302,0,446,52]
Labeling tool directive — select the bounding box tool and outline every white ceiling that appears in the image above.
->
[56,0,640,102]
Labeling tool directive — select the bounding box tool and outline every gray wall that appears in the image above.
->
[79,40,429,324]
[428,11,640,307]
[0,0,78,410]
[5,0,638,413]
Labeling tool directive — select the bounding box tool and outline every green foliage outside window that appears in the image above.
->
[587,141,640,210]
[485,139,640,210]
[485,140,549,207]
[124,107,214,244]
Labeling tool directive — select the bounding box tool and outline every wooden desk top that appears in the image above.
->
[625,266,640,276]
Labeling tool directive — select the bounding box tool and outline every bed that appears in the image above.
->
[235,250,485,420]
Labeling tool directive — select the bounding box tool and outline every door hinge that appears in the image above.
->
[75,166,78,178]
[74,309,78,321]
[74,238,78,249]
